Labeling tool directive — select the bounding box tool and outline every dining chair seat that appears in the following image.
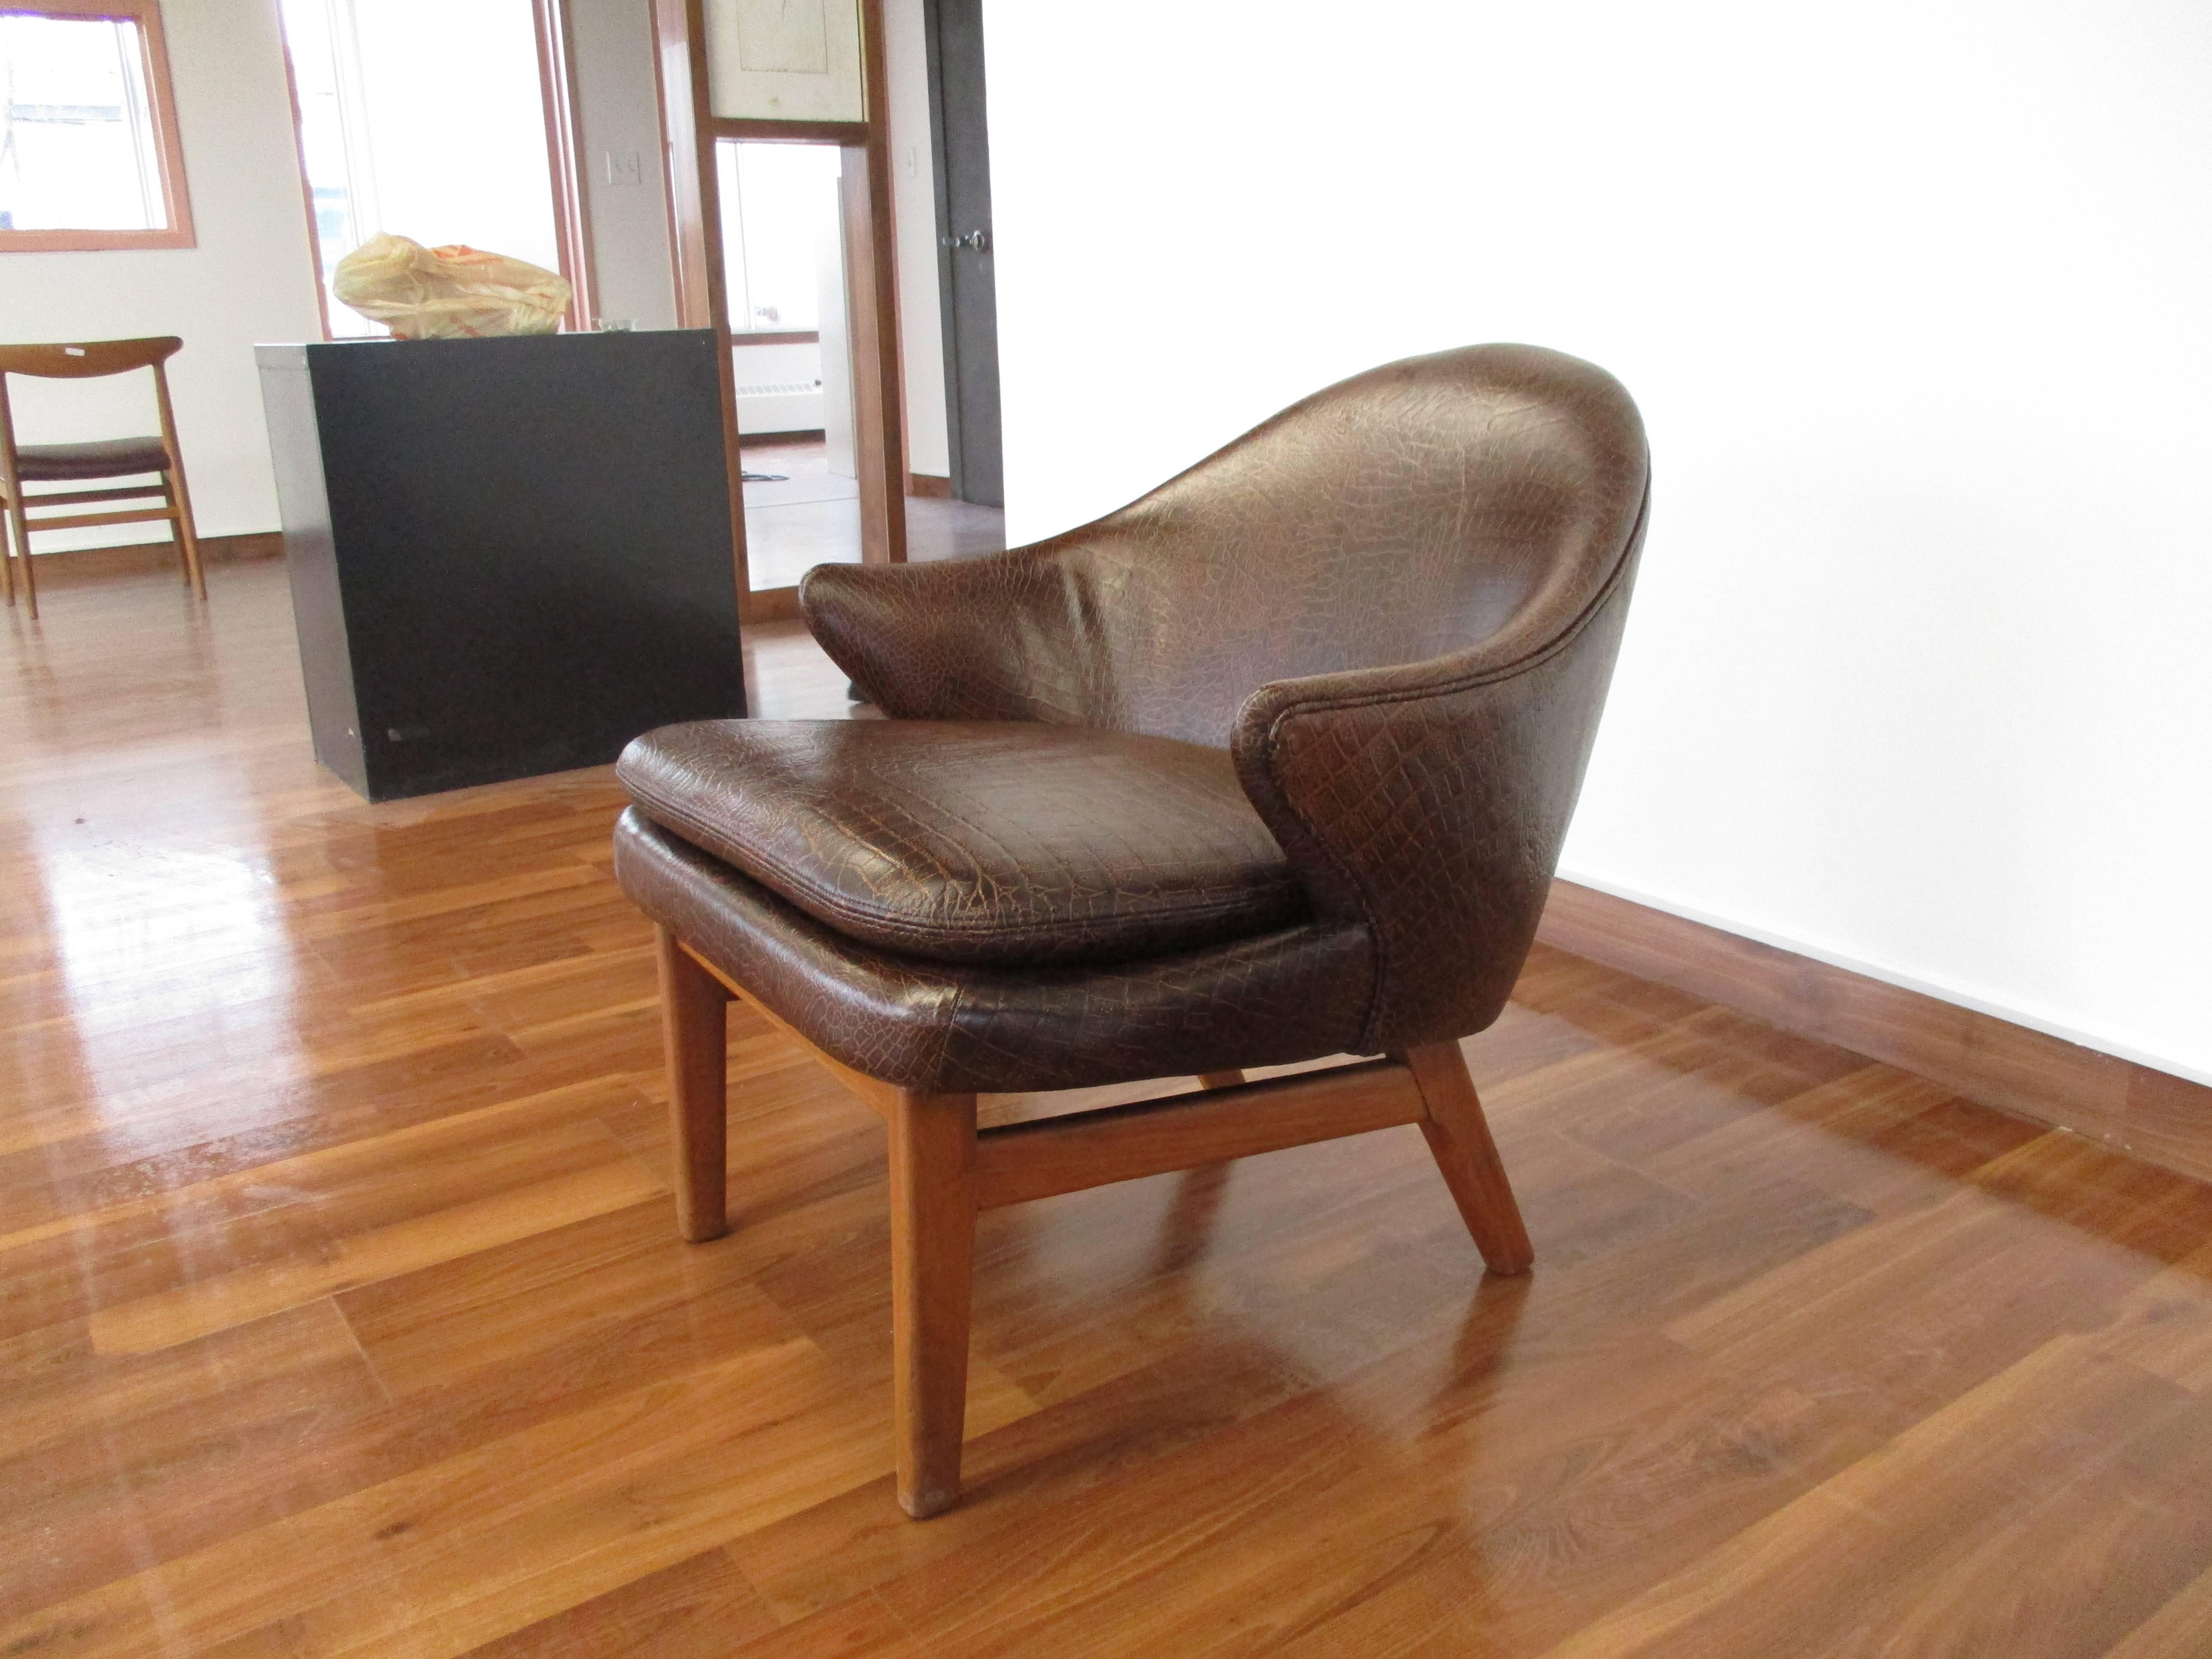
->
[13,435,171,481]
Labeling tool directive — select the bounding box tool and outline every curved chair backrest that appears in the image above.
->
[808,345,1649,748]
[1045,343,1648,744]
[0,337,184,380]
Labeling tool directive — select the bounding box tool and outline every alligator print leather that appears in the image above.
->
[617,343,1650,1093]
[616,719,1307,967]
[613,808,1375,1092]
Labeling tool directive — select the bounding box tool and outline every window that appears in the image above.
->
[717,139,842,334]
[279,0,572,337]
[0,0,193,251]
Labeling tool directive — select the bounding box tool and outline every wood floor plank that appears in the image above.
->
[3,1111,661,1343]
[2103,1560,2212,1659]
[728,1341,1310,1626]
[87,1146,665,1354]
[1635,1062,2045,1217]
[337,1199,805,1398]
[0,1072,645,1258]
[0,1333,1030,1659]
[449,1547,783,1658]
[1662,1146,2186,1433]
[1530,1341,2212,1659]
[2077,1238,2212,1393]
[0,1300,391,1624]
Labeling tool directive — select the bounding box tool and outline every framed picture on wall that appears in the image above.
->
[704,0,864,124]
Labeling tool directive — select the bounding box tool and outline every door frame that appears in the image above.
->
[652,0,908,625]
[922,0,1001,507]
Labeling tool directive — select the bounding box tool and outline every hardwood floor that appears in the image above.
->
[4,560,2212,1657]
[739,438,1006,591]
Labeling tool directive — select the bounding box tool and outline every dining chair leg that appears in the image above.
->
[10,501,37,621]
[1404,1040,1534,1275]
[150,361,207,603]
[656,927,731,1243]
[161,473,188,586]
[888,1085,978,1519]
[163,469,207,602]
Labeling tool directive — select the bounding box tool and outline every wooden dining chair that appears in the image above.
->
[614,343,1651,1518]
[0,337,207,620]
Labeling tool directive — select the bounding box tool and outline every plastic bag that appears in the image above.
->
[332,234,573,340]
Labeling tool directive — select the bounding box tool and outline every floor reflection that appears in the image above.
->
[740,435,1006,592]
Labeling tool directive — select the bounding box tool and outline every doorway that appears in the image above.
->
[652,0,909,621]
[924,0,1002,508]
[717,139,862,595]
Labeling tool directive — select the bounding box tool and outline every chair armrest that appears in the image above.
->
[1230,556,1640,1053]
[799,547,1091,722]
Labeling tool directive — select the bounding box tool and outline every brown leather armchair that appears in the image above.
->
[614,343,1650,1516]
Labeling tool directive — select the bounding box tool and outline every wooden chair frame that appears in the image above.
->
[655,924,1533,1519]
[0,337,207,621]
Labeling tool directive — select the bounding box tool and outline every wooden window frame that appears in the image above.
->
[531,0,593,333]
[0,0,197,252]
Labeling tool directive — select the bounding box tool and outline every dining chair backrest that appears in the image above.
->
[0,337,185,380]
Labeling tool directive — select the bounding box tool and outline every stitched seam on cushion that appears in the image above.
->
[632,794,1304,950]
[932,980,966,1090]
[817,887,1306,954]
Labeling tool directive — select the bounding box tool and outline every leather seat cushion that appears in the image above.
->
[612,808,1373,1091]
[13,436,170,481]
[617,719,1309,967]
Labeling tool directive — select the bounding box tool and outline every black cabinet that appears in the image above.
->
[257,331,746,802]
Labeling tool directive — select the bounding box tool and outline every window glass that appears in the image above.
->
[278,0,364,295]
[717,140,842,332]
[0,12,166,232]
[280,0,560,336]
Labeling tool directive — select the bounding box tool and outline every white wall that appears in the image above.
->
[882,0,948,477]
[984,0,2212,1085]
[1,0,324,550]
[567,0,678,331]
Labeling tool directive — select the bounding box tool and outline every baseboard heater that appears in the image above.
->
[735,379,825,436]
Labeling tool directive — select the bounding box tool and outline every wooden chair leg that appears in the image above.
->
[888,1086,978,1518]
[0,391,19,611]
[151,363,207,603]
[163,469,206,601]
[1405,1041,1534,1275]
[656,927,730,1243]
[13,501,37,621]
